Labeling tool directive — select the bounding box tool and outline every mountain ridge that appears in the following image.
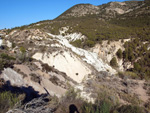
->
[56,1,144,20]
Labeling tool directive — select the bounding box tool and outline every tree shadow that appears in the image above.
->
[0,80,41,103]
[69,104,80,113]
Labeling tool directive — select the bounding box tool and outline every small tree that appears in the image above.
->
[134,62,141,72]
[110,57,118,67]
[116,49,122,59]
[20,46,26,53]
[123,50,128,61]
[86,40,95,47]
[18,46,26,62]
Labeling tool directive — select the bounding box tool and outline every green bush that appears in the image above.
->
[18,47,29,62]
[118,71,139,79]
[134,62,141,72]
[12,42,16,48]
[20,46,26,53]
[0,53,15,60]
[65,87,78,100]
[85,40,95,47]
[0,59,6,71]
[110,57,118,67]
[0,91,19,113]
[82,100,111,113]
[0,58,14,72]
[70,39,82,48]
[100,101,111,113]
[116,49,122,59]
[117,105,145,113]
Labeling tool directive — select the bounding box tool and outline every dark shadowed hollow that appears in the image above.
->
[69,104,80,113]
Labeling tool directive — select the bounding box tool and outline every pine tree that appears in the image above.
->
[116,49,122,59]
[110,57,118,67]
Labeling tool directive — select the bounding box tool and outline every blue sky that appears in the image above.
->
[0,0,125,29]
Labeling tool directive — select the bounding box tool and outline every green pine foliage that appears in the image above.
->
[117,105,145,113]
[110,57,118,67]
[122,38,150,80]
[70,39,82,48]
[0,91,19,113]
[116,49,123,59]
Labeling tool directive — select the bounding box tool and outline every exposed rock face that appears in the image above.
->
[1,68,25,86]
[91,39,132,71]
[7,29,48,41]
[33,51,91,83]
[1,65,67,97]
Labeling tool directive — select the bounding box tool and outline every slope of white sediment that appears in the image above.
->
[32,51,91,83]
[64,32,86,42]
[47,33,116,74]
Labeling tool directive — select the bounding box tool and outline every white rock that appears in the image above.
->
[1,68,25,86]
[33,51,91,83]
[0,38,2,46]
[47,33,116,74]
[6,40,12,48]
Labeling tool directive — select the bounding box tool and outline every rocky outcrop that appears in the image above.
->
[33,51,91,83]
[1,64,67,97]
[91,39,132,71]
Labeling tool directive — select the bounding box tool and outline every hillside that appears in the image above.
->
[56,1,144,20]
[0,0,150,113]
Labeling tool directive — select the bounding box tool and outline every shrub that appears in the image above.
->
[49,76,59,85]
[42,63,54,72]
[0,58,14,72]
[85,40,95,47]
[65,87,78,101]
[118,71,139,79]
[110,57,118,67]
[116,49,122,59]
[82,100,111,113]
[56,87,83,113]
[119,92,141,105]
[30,73,41,83]
[12,42,16,48]
[70,39,82,48]
[82,91,113,113]
[145,102,150,111]
[17,47,28,62]
[100,101,111,113]
[134,62,141,72]
[0,91,19,113]
[0,53,15,60]
[117,105,145,113]
[19,46,26,53]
